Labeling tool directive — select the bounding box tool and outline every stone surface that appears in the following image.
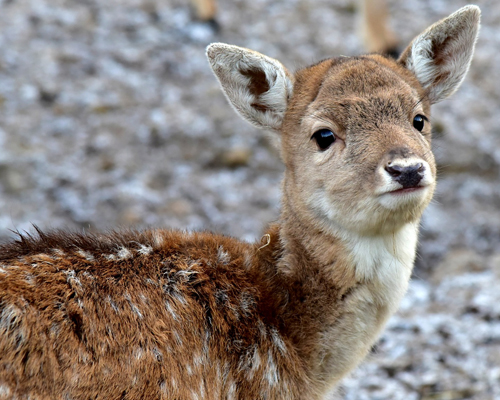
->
[0,0,499,398]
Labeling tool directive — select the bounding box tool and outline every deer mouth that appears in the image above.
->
[388,186,425,195]
[377,182,430,197]
[376,183,433,210]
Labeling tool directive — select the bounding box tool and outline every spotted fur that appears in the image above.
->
[0,228,309,399]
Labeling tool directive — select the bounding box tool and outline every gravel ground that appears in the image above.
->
[0,0,499,398]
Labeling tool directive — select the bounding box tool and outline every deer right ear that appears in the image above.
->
[206,43,294,134]
[398,5,480,104]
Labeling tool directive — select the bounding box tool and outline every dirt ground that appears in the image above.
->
[0,0,499,398]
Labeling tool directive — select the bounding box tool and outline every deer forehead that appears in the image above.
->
[286,56,428,137]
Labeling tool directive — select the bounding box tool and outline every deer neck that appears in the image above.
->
[266,193,420,392]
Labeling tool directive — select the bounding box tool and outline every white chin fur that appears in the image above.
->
[377,185,432,210]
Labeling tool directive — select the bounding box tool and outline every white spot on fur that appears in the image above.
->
[186,363,193,376]
[270,327,287,355]
[152,231,164,248]
[199,382,205,398]
[76,250,94,261]
[105,254,117,261]
[106,295,119,313]
[171,290,187,306]
[265,349,279,387]
[239,345,261,380]
[173,330,183,346]
[152,347,163,361]
[203,330,210,357]
[0,304,22,335]
[193,352,203,368]
[239,291,255,316]
[0,385,11,398]
[217,246,230,265]
[51,248,66,257]
[252,346,261,372]
[117,247,132,260]
[257,319,267,339]
[24,273,35,286]
[145,278,157,286]
[222,361,231,383]
[177,268,199,279]
[0,267,8,275]
[49,323,60,339]
[137,244,153,255]
[166,301,178,321]
[134,346,144,360]
[227,380,237,400]
[125,293,143,319]
[82,271,95,280]
[63,270,82,288]
[215,361,222,380]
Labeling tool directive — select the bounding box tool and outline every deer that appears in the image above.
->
[358,0,399,57]
[0,5,480,400]
[189,0,218,27]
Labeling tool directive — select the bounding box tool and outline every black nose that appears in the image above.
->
[385,163,424,188]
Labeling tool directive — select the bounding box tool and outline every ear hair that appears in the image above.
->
[398,5,480,104]
[206,43,294,133]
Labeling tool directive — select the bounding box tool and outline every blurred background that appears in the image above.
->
[0,0,498,398]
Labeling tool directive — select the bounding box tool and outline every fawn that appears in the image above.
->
[0,5,480,400]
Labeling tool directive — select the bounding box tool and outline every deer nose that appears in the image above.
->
[385,162,425,188]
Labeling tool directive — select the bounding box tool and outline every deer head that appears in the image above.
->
[207,6,479,238]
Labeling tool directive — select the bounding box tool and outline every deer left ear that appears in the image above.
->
[206,43,294,133]
[398,5,480,104]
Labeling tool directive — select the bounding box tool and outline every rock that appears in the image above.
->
[220,147,252,169]
[431,249,488,285]
[489,253,500,278]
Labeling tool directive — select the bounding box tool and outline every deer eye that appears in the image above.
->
[312,129,336,150]
[413,114,426,132]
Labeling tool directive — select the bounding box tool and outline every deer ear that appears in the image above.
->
[206,43,294,133]
[398,5,480,104]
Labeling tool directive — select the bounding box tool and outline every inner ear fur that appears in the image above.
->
[206,43,294,133]
[398,5,480,104]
